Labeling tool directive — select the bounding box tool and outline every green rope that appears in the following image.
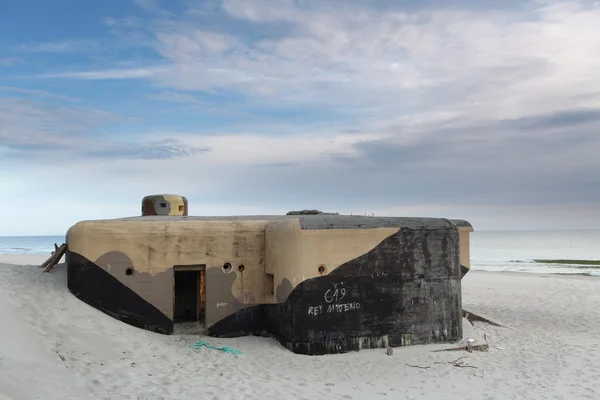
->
[188,340,243,358]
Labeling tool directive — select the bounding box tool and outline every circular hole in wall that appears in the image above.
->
[318,265,327,275]
[222,262,232,272]
[125,268,135,276]
[238,264,246,272]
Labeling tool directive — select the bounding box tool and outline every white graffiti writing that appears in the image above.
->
[216,302,228,308]
[308,305,323,316]
[327,302,361,313]
[308,330,345,345]
[308,302,361,315]
[324,284,346,303]
[308,282,360,315]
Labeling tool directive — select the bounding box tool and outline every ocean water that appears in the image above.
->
[471,230,600,276]
[0,231,599,276]
[0,235,66,255]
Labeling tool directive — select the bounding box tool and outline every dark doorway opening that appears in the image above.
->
[173,265,205,324]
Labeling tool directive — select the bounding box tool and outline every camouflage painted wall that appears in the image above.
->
[210,219,463,355]
[66,215,473,349]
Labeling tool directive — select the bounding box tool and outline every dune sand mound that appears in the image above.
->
[0,262,598,400]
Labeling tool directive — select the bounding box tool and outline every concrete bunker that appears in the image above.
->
[65,195,474,355]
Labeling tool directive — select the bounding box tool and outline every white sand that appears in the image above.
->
[0,254,57,266]
[0,257,599,400]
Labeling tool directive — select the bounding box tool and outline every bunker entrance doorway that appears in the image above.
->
[173,265,206,325]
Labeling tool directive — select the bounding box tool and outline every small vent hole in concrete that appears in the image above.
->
[238,264,245,272]
[125,268,135,276]
[222,262,232,272]
[318,265,327,275]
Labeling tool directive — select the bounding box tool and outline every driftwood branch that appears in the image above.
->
[406,364,430,369]
[406,355,479,371]
[39,243,59,269]
[449,357,477,369]
[41,243,67,273]
[434,356,464,365]
[434,356,478,369]
[452,362,477,369]
[463,309,505,327]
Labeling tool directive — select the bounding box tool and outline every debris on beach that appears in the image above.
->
[39,243,67,273]
[188,340,243,358]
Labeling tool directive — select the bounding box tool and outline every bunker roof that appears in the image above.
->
[86,215,472,231]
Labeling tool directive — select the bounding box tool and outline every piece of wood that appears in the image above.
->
[40,243,62,269]
[199,269,205,315]
[463,309,505,327]
[43,243,67,273]
[196,271,201,321]
[39,243,59,269]
[435,356,477,369]
[406,364,430,369]
[42,243,65,272]
[40,243,58,268]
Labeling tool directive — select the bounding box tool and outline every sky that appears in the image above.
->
[1,0,600,235]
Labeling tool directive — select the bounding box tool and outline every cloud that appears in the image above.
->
[132,0,174,16]
[39,1,600,120]
[3,0,600,233]
[0,98,205,163]
[325,106,600,208]
[148,91,202,104]
[0,98,132,153]
[506,109,600,130]
[18,40,98,53]
[369,202,600,231]
[252,162,298,168]
[0,57,24,66]
[133,0,161,11]
[84,139,210,160]
[0,86,80,102]
[38,67,163,80]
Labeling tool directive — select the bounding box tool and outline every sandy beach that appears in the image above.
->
[1,255,598,400]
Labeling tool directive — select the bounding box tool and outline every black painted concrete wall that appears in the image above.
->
[208,219,463,355]
[66,251,173,334]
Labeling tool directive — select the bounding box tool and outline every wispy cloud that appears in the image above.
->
[0,96,210,164]
[18,40,98,53]
[148,91,202,104]
[0,86,80,102]
[37,1,600,121]
[252,162,298,168]
[84,139,210,160]
[132,0,174,17]
[37,67,163,80]
[0,57,24,66]
[2,0,600,233]
[0,98,135,153]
